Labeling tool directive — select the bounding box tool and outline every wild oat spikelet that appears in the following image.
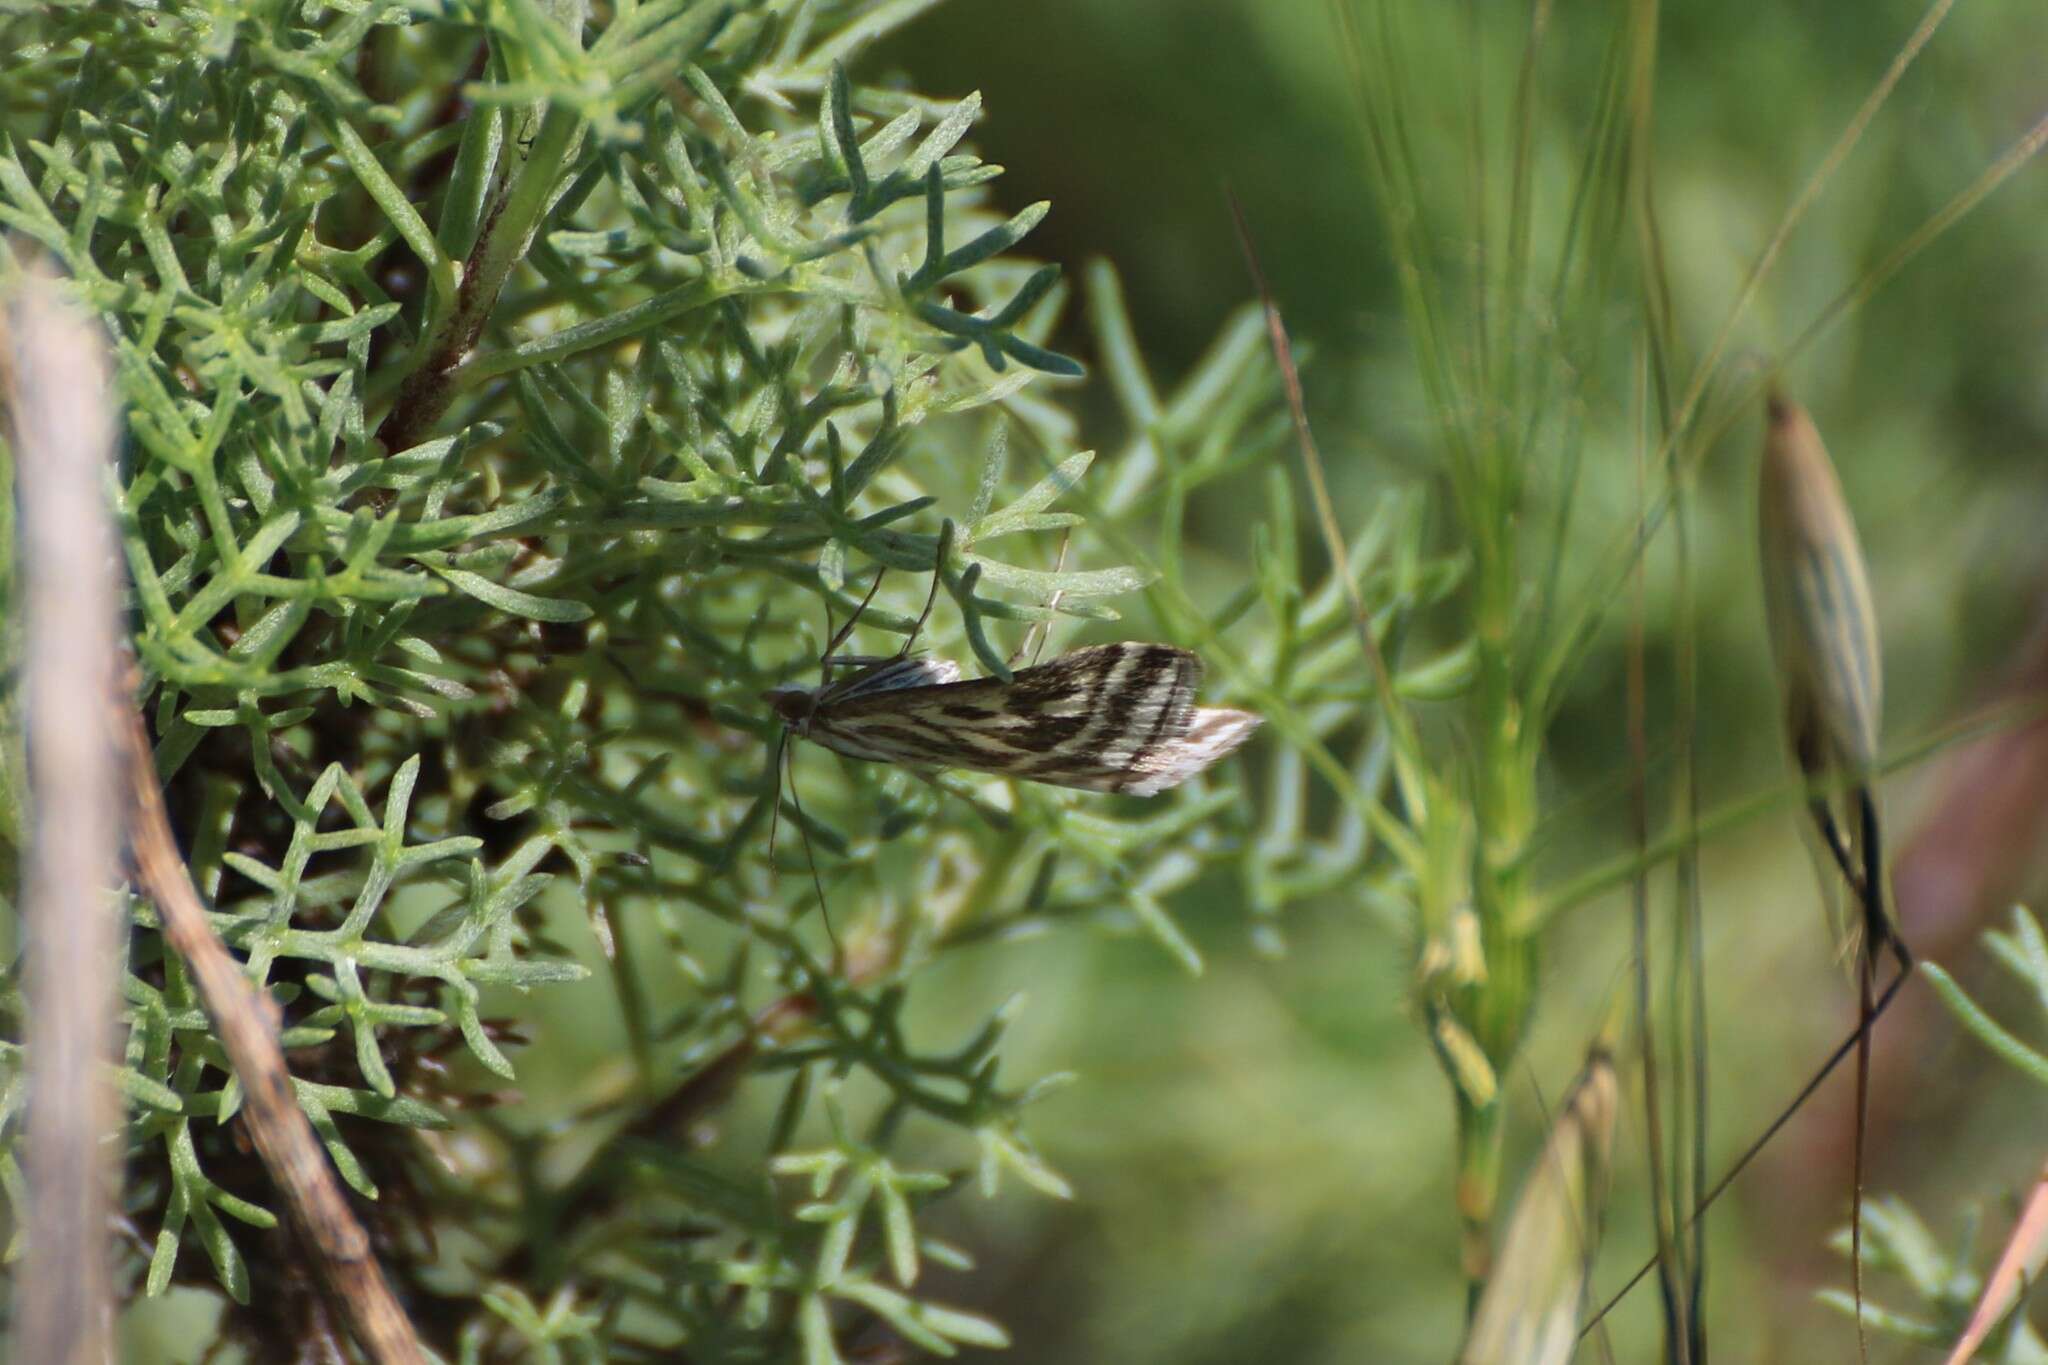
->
[1757,387,1900,958]
[1459,1045,1618,1365]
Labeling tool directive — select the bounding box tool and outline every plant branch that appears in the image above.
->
[375,102,584,453]
[119,682,427,1364]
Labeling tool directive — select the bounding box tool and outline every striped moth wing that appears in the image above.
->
[764,642,1260,795]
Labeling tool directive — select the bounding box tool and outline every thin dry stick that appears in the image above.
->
[119,694,427,1363]
[9,272,124,1365]
[1225,193,1420,770]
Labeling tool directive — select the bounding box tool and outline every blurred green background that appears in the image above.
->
[88,2,2048,1360]
[868,3,2048,1362]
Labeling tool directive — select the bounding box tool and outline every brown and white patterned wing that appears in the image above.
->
[803,642,1258,794]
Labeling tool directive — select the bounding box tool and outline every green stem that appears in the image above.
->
[1455,1090,1504,1310]
[377,102,586,451]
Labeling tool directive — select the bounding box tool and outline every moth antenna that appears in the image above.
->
[783,741,841,972]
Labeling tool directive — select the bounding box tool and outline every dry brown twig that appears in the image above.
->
[1942,1156,2048,1365]
[119,687,429,1363]
[9,265,125,1365]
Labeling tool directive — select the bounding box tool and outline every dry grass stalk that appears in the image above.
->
[7,268,124,1365]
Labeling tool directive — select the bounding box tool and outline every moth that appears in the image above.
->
[764,641,1261,795]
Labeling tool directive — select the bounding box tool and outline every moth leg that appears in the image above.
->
[818,568,888,681]
[764,732,786,867]
[807,568,890,729]
[781,739,842,971]
[898,558,944,659]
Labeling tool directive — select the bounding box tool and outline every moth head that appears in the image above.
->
[762,683,814,729]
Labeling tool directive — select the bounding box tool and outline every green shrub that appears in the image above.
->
[0,2,1438,1356]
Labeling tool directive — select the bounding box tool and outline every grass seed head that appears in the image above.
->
[1758,388,1883,779]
